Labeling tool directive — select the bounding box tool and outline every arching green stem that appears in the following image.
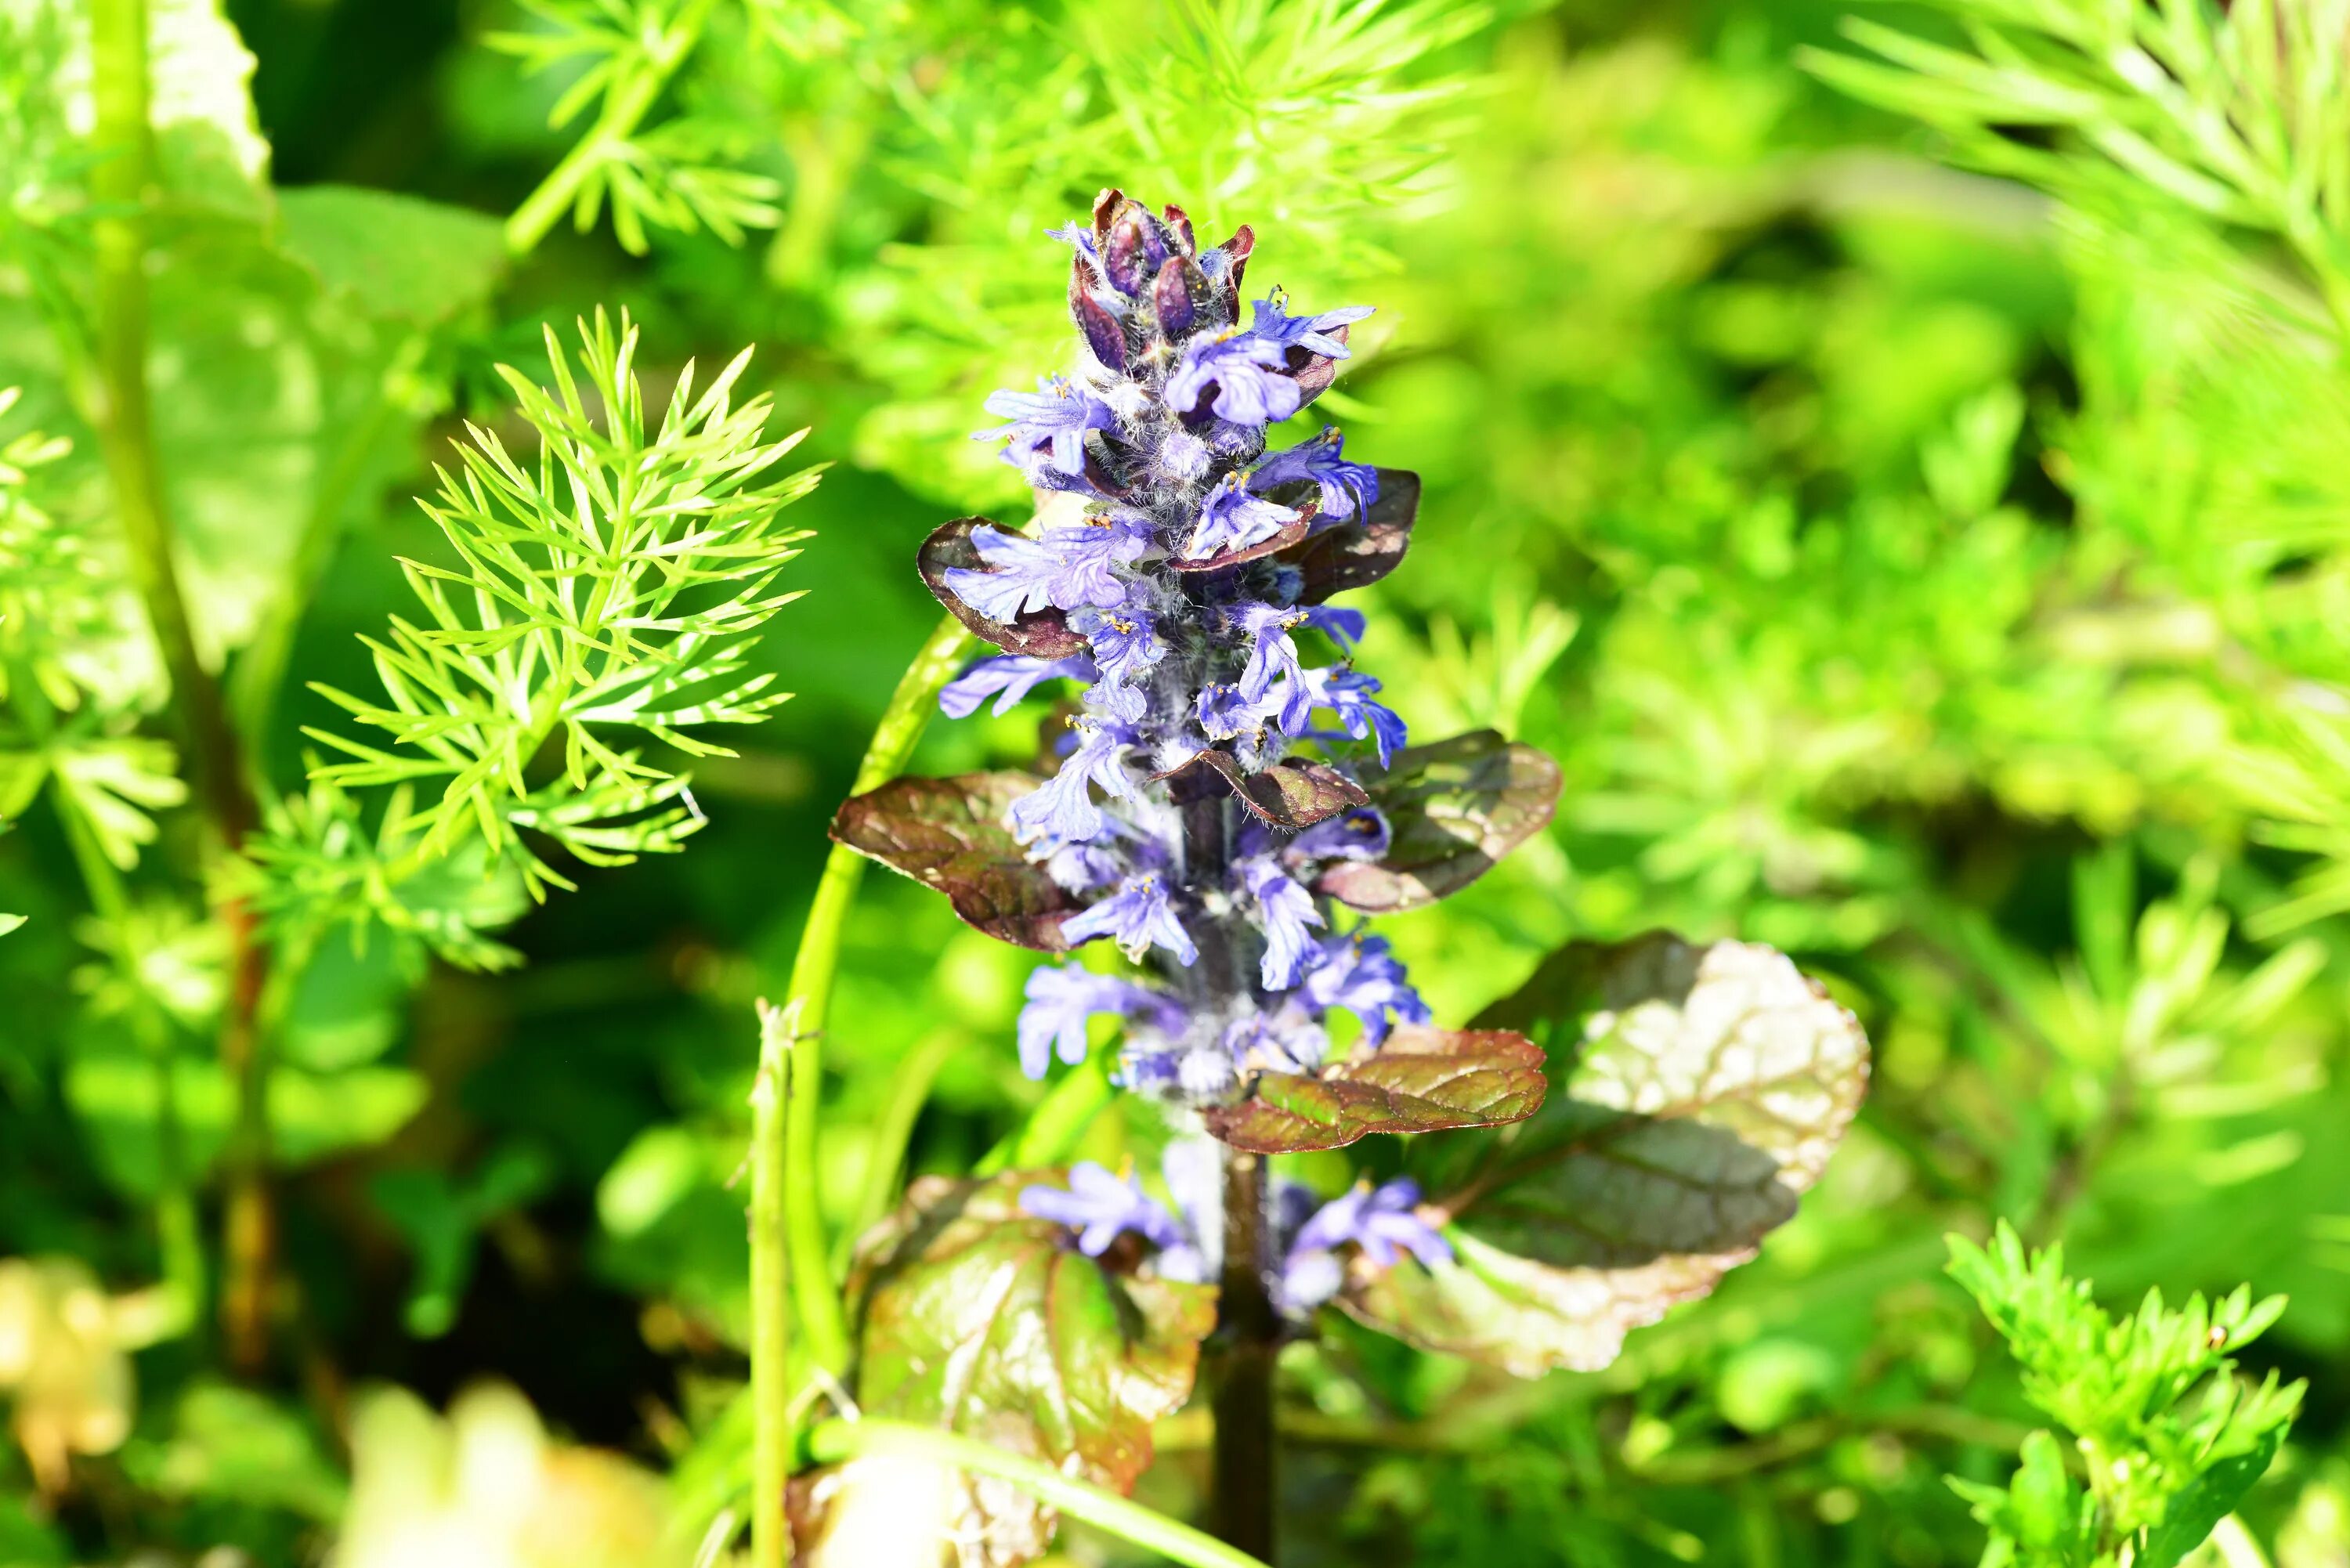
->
[748,610,968,1568]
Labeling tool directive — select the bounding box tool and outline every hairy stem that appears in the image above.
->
[750,1001,796,1568]
[1210,1148,1279,1560]
[89,0,273,1375]
[801,1419,1270,1568]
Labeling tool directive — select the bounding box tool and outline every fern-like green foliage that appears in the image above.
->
[751,0,1499,508]
[1946,1223,2302,1568]
[269,310,815,954]
[496,0,783,254]
[1804,0,2350,336]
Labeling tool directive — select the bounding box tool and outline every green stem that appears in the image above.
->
[772,610,970,1375]
[89,0,271,1373]
[505,0,718,255]
[750,1001,795,1568]
[973,1052,1115,1176]
[801,1419,1271,1568]
[831,1026,961,1276]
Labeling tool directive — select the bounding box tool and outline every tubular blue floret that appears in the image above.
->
[1166,333,1304,426]
[1278,1178,1451,1313]
[1246,294,1373,359]
[1015,964,1174,1078]
[974,375,1115,479]
[1062,873,1198,966]
[1019,1162,1187,1255]
[939,654,1094,719]
[1249,428,1379,521]
[1188,472,1301,559]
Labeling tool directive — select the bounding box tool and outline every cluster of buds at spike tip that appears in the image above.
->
[832,190,1565,1180]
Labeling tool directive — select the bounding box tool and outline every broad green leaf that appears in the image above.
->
[276,186,508,324]
[64,1055,428,1198]
[1318,728,1562,913]
[821,1172,1214,1566]
[831,772,1082,950]
[126,1382,348,1523]
[1202,1025,1547,1153]
[1344,933,1869,1375]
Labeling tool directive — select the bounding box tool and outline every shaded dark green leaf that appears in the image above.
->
[1318,729,1561,912]
[830,773,1079,951]
[1153,749,1367,829]
[1289,468,1418,604]
[1202,1026,1547,1153]
[1343,934,1869,1375]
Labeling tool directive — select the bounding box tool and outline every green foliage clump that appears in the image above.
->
[1947,1223,2303,1568]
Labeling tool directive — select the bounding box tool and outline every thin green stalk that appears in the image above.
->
[801,1419,1271,1568]
[831,1026,961,1276]
[772,610,970,1375]
[505,0,718,255]
[750,1001,795,1568]
[974,1052,1115,1176]
[89,0,273,1375]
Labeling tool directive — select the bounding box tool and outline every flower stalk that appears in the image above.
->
[89,0,273,1375]
[749,610,969,1568]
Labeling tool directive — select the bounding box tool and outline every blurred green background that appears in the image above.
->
[5,0,2350,1563]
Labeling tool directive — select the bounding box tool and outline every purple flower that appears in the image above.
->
[939,654,1094,719]
[975,376,1115,479]
[1017,965,1161,1078]
[1225,1006,1332,1076]
[1235,604,1313,735]
[1247,295,1373,360]
[1084,674,1148,724]
[1185,471,1301,560]
[1306,667,1407,767]
[1045,515,1153,607]
[1166,333,1303,427]
[1072,605,1164,686]
[1299,604,1365,650]
[942,527,1065,621]
[1064,873,1198,966]
[1278,1178,1449,1313]
[1021,1162,1185,1255]
[1248,428,1379,520]
[1289,806,1392,865]
[1301,930,1430,1046]
[1043,839,1124,894]
[1241,857,1324,989]
[1195,681,1262,742]
[1010,721,1135,847]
